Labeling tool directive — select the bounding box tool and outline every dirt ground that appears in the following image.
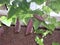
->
[0,26,60,45]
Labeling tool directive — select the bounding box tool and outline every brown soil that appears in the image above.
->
[0,26,60,45]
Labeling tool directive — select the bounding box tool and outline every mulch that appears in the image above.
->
[0,26,60,45]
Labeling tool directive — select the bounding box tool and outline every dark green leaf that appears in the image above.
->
[0,0,10,4]
[8,6,16,18]
[8,6,21,18]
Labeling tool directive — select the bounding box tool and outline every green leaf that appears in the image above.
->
[33,19,40,30]
[45,17,56,31]
[0,0,10,4]
[45,17,56,24]
[20,14,33,25]
[42,6,52,14]
[42,30,50,37]
[55,21,60,27]
[48,0,60,12]
[33,10,44,16]
[34,29,45,35]
[0,16,12,27]
[24,14,33,19]
[48,24,55,31]
[35,36,44,45]
[8,6,16,18]
[41,22,55,31]
[19,14,25,20]
[8,6,21,18]
[52,42,60,45]
[21,17,31,25]
[34,29,50,37]
[12,18,16,24]
[41,22,49,29]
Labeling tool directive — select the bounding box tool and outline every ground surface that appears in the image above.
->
[0,26,60,45]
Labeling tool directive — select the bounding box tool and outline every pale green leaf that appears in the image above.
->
[0,16,12,27]
[35,36,44,45]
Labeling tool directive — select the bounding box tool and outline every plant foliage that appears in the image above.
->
[0,0,60,45]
